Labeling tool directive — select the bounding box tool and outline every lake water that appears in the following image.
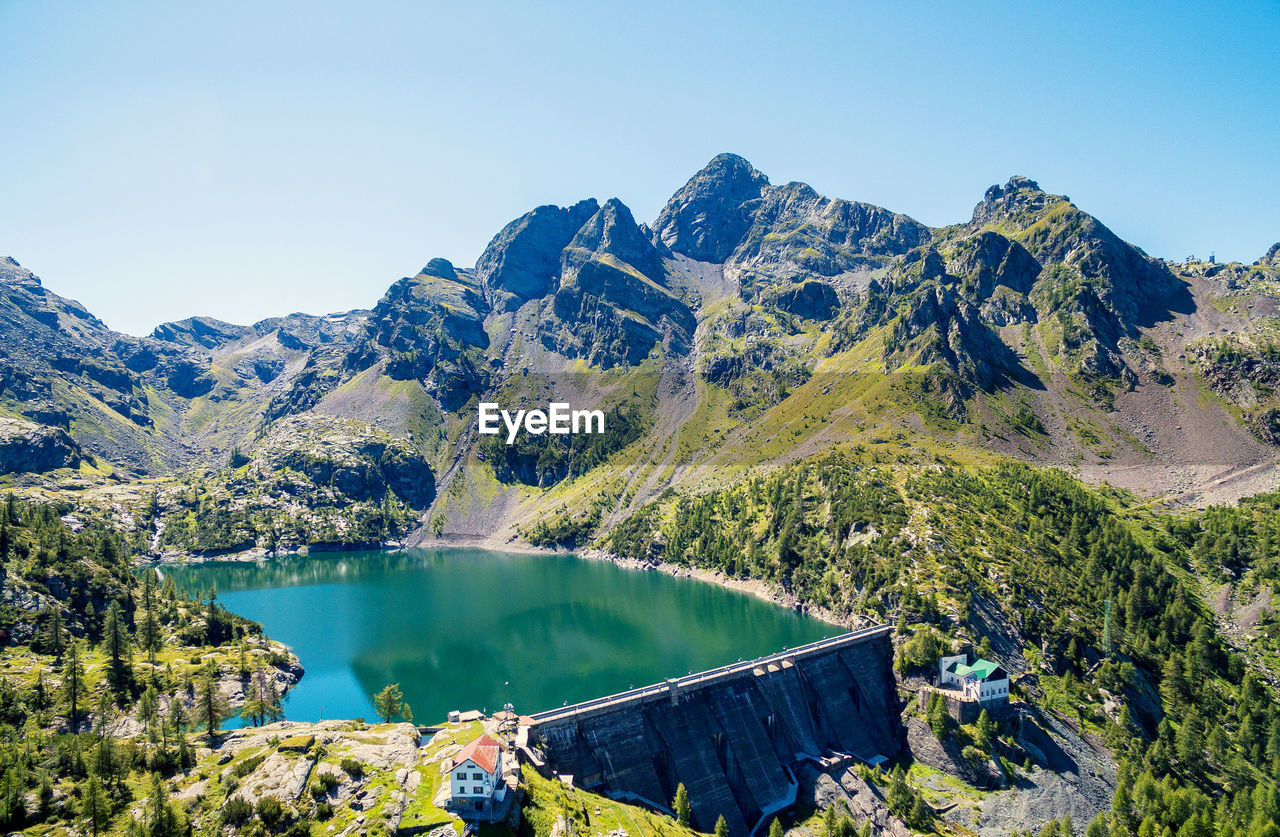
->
[158,548,836,725]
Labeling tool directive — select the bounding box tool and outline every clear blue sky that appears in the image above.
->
[1,1,1277,336]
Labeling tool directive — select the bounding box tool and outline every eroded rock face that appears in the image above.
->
[734,182,930,283]
[152,316,252,350]
[476,199,599,309]
[233,751,314,806]
[0,416,82,474]
[905,717,1005,790]
[771,279,839,320]
[165,358,216,398]
[653,152,770,263]
[366,258,490,406]
[796,762,911,837]
[251,414,436,508]
[971,176,1185,328]
[544,199,695,367]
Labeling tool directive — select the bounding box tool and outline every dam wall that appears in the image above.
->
[525,626,902,836]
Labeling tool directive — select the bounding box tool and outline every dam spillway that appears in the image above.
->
[524,626,902,836]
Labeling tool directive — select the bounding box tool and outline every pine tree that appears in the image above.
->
[144,770,183,837]
[374,683,405,723]
[674,783,690,827]
[168,695,187,742]
[138,684,160,744]
[975,708,996,753]
[36,606,66,659]
[714,815,729,837]
[927,691,948,739]
[61,639,85,727]
[82,773,110,836]
[101,601,132,697]
[138,573,161,664]
[196,663,226,739]
[909,795,931,829]
[887,765,912,816]
[769,817,784,837]
[241,668,285,727]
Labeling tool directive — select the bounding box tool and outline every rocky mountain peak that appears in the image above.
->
[420,257,461,281]
[569,198,660,268]
[1259,242,1280,267]
[0,257,40,287]
[151,316,250,349]
[971,175,1058,226]
[475,198,599,310]
[653,153,770,263]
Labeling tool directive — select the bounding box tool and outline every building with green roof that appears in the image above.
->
[939,653,1010,703]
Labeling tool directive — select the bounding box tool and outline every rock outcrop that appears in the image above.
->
[653,152,770,263]
[477,199,599,309]
[0,416,82,474]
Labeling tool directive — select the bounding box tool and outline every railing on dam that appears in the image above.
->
[527,624,892,727]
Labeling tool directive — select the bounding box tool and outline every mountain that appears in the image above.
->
[1,155,1277,550]
[4,156,1280,837]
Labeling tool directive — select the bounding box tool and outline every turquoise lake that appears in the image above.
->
[157,548,836,725]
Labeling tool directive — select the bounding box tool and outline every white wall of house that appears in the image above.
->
[939,654,967,686]
[450,755,500,800]
[963,675,1009,702]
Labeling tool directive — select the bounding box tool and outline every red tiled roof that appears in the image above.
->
[452,734,504,775]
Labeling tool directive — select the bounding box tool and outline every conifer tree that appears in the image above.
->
[674,783,690,827]
[61,639,85,727]
[82,773,110,836]
[138,573,161,664]
[101,601,131,697]
[374,683,405,723]
[196,663,226,739]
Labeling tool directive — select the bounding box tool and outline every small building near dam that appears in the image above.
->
[521,626,903,837]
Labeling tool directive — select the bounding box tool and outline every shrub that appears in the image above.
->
[314,801,333,820]
[232,752,267,779]
[222,797,253,826]
[256,796,284,828]
[895,627,946,674]
[340,757,365,779]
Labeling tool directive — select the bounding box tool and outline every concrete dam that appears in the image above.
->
[524,626,902,836]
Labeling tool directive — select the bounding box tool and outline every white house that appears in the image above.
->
[449,734,507,814]
[939,655,1009,703]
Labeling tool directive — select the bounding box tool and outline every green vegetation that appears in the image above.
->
[373,682,412,723]
[608,451,908,605]
[521,764,701,837]
[608,450,1280,834]
[0,494,296,834]
[480,402,650,487]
